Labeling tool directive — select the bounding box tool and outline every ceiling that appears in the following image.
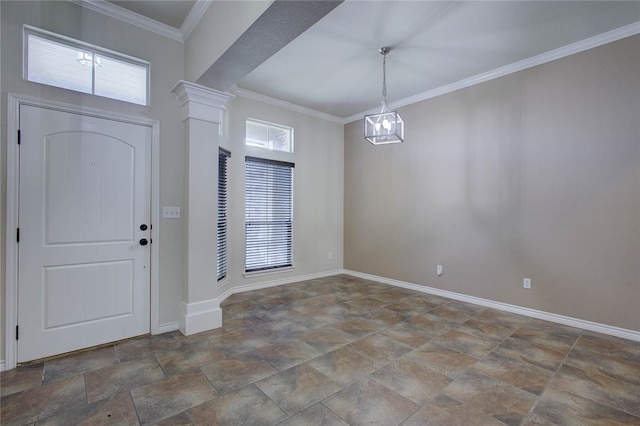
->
[103,1,640,121]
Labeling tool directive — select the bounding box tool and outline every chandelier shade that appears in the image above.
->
[364,46,404,145]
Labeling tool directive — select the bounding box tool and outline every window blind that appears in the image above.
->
[245,156,294,272]
[217,148,231,281]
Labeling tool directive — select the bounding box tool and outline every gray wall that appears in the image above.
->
[344,35,640,332]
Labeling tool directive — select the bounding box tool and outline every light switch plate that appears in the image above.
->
[162,206,181,219]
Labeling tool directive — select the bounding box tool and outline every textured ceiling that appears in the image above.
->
[101,1,640,120]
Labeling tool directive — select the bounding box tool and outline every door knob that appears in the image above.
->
[139,238,148,246]
[140,224,148,231]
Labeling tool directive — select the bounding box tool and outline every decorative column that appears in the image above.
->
[172,80,235,335]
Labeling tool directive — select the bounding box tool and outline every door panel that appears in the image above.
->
[18,105,151,363]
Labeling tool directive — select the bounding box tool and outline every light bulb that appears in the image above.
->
[383,119,391,131]
[375,122,381,132]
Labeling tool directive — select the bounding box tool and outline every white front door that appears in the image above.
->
[17,105,152,363]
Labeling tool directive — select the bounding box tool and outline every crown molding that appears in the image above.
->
[69,0,206,42]
[232,87,343,124]
[181,0,212,41]
[344,21,640,124]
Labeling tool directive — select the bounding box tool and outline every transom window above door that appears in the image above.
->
[24,26,149,106]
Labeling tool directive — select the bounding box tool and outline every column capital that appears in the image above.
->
[171,80,235,123]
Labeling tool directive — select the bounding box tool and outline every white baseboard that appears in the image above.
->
[343,269,640,342]
[178,299,223,336]
[218,269,344,303]
[157,322,180,334]
[0,360,6,372]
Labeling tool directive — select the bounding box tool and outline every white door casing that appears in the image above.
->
[17,105,152,363]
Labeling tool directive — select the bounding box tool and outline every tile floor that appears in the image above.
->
[2,274,640,425]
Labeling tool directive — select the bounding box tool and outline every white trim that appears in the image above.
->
[219,269,344,304]
[4,93,161,370]
[0,361,6,372]
[243,266,296,279]
[68,0,184,42]
[343,270,640,343]
[344,22,640,123]
[158,322,180,335]
[180,0,213,41]
[232,87,343,124]
[172,80,235,123]
[179,299,223,336]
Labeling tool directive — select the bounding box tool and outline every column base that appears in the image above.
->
[178,299,223,335]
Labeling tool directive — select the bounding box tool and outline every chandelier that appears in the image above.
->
[364,46,404,145]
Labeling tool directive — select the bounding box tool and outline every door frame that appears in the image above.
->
[5,93,161,370]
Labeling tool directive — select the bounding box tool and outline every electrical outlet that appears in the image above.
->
[523,278,531,289]
[328,252,333,260]
[437,264,443,276]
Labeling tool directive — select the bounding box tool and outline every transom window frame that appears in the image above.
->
[23,25,150,106]
[245,118,294,153]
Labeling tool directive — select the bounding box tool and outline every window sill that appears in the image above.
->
[243,266,295,279]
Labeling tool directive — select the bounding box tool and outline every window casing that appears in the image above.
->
[24,26,149,105]
[217,148,231,282]
[245,157,294,272]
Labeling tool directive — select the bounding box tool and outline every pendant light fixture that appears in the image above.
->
[364,46,404,145]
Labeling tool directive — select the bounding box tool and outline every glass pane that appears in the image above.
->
[246,121,269,149]
[246,120,293,153]
[95,55,147,105]
[268,126,291,152]
[27,34,92,94]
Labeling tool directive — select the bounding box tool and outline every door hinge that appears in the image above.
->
[16,325,19,340]
[16,228,20,243]
[17,129,21,145]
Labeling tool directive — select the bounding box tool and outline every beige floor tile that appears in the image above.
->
[85,357,165,404]
[322,377,420,426]
[297,325,359,353]
[404,400,506,426]
[256,364,341,415]
[524,386,640,425]
[472,351,554,395]
[279,402,349,426]
[0,374,86,425]
[0,362,43,397]
[493,337,566,371]
[431,329,499,359]
[549,364,640,417]
[441,370,538,426]
[36,391,138,426]
[406,342,479,379]
[43,346,119,384]
[575,331,640,365]
[131,371,218,425]
[201,357,278,395]
[156,341,226,376]
[187,384,287,426]
[115,334,181,363]
[370,357,452,404]
[306,347,378,386]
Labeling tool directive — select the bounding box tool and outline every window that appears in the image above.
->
[24,27,149,105]
[245,157,294,272]
[246,119,293,153]
[217,148,231,282]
